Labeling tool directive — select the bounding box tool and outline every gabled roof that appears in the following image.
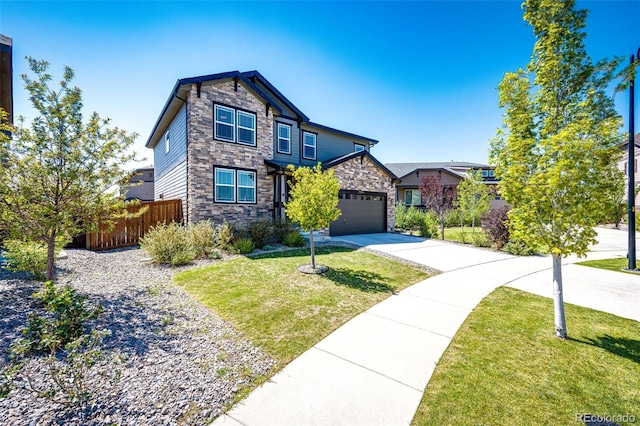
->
[264,151,399,182]
[385,162,490,179]
[145,70,377,149]
[324,151,399,181]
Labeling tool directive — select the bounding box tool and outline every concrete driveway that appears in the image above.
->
[335,227,640,322]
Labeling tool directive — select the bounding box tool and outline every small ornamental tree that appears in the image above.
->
[490,0,625,338]
[285,163,341,270]
[419,174,457,240]
[0,58,138,281]
[456,169,491,235]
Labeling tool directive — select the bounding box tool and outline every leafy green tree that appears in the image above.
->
[490,0,624,338]
[285,163,341,270]
[0,58,138,281]
[456,169,491,235]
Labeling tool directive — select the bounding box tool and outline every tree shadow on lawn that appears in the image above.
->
[571,334,640,365]
[324,267,397,294]
[246,245,356,261]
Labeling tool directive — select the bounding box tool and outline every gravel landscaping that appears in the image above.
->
[0,247,276,425]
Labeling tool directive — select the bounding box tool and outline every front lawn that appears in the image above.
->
[412,287,640,425]
[443,226,488,246]
[175,246,430,366]
[576,257,640,276]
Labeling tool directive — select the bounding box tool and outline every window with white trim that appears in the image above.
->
[303,132,316,160]
[237,170,256,203]
[354,143,365,152]
[215,105,235,142]
[164,131,170,154]
[404,189,421,206]
[214,167,257,204]
[215,168,236,202]
[237,111,256,145]
[214,104,257,146]
[277,123,291,154]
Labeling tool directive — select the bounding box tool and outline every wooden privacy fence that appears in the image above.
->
[85,199,183,251]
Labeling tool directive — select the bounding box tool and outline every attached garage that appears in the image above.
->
[329,191,387,236]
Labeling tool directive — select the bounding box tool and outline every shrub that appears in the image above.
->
[208,249,222,260]
[140,222,194,266]
[283,231,306,247]
[404,206,425,230]
[13,281,102,356]
[272,218,298,243]
[245,218,272,249]
[471,233,491,248]
[233,237,255,254]
[2,239,63,281]
[502,239,537,256]
[481,206,510,250]
[188,220,216,258]
[419,212,439,238]
[214,221,236,252]
[395,202,408,229]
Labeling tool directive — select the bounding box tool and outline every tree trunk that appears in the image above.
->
[440,216,445,240]
[309,228,316,269]
[46,238,56,282]
[552,255,567,339]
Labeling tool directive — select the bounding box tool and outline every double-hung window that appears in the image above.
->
[237,111,256,145]
[214,167,256,204]
[303,131,316,160]
[277,123,291,154]
[214,104,256,146]
[164,131,170,154]
[215,168,236,202]
[404,189,421,206]
[237,170,256,203]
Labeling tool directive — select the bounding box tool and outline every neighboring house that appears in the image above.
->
[122,167,155,202]
[384,161,506,210]
[618,133,640,209]
[145,70,398,235]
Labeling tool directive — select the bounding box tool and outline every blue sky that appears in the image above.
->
[1,0,638,168]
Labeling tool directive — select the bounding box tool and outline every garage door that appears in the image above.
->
[330,191,386,236]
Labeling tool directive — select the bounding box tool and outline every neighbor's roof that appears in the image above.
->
[145,70,378,149]
[384,162,490,179]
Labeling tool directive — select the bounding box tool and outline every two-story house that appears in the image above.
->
[145,70,398,236]
[385,161,506,210]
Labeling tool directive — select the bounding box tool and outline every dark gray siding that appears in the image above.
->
[299,124,370,167]
[272,117,300,165]
[154,104,187,180]
[252,80,297,118]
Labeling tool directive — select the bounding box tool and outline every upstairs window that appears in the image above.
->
[237,111,256,145]
[215,105,235,142]
[164,131,170,154]
[404,189,421,206]
[303,131,317,160]
[277,123,291,154]
[214,104,256,146]
[354,143,365,152]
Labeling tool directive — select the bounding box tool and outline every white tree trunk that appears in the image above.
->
[552,255,567,339]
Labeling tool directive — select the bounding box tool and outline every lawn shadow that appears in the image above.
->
[324,267,396,294]
[247,245,356,261]
[572,334,640,365]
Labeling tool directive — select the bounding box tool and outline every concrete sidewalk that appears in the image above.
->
[213,229,640,426]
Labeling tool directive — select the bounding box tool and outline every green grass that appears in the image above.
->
[576,257,640,276]
[443,226,489,247]
[412,287,640,426]
[175,246,429,365]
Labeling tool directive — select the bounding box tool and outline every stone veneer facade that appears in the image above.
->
[329,155,396,232]
[186,80,274,225]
